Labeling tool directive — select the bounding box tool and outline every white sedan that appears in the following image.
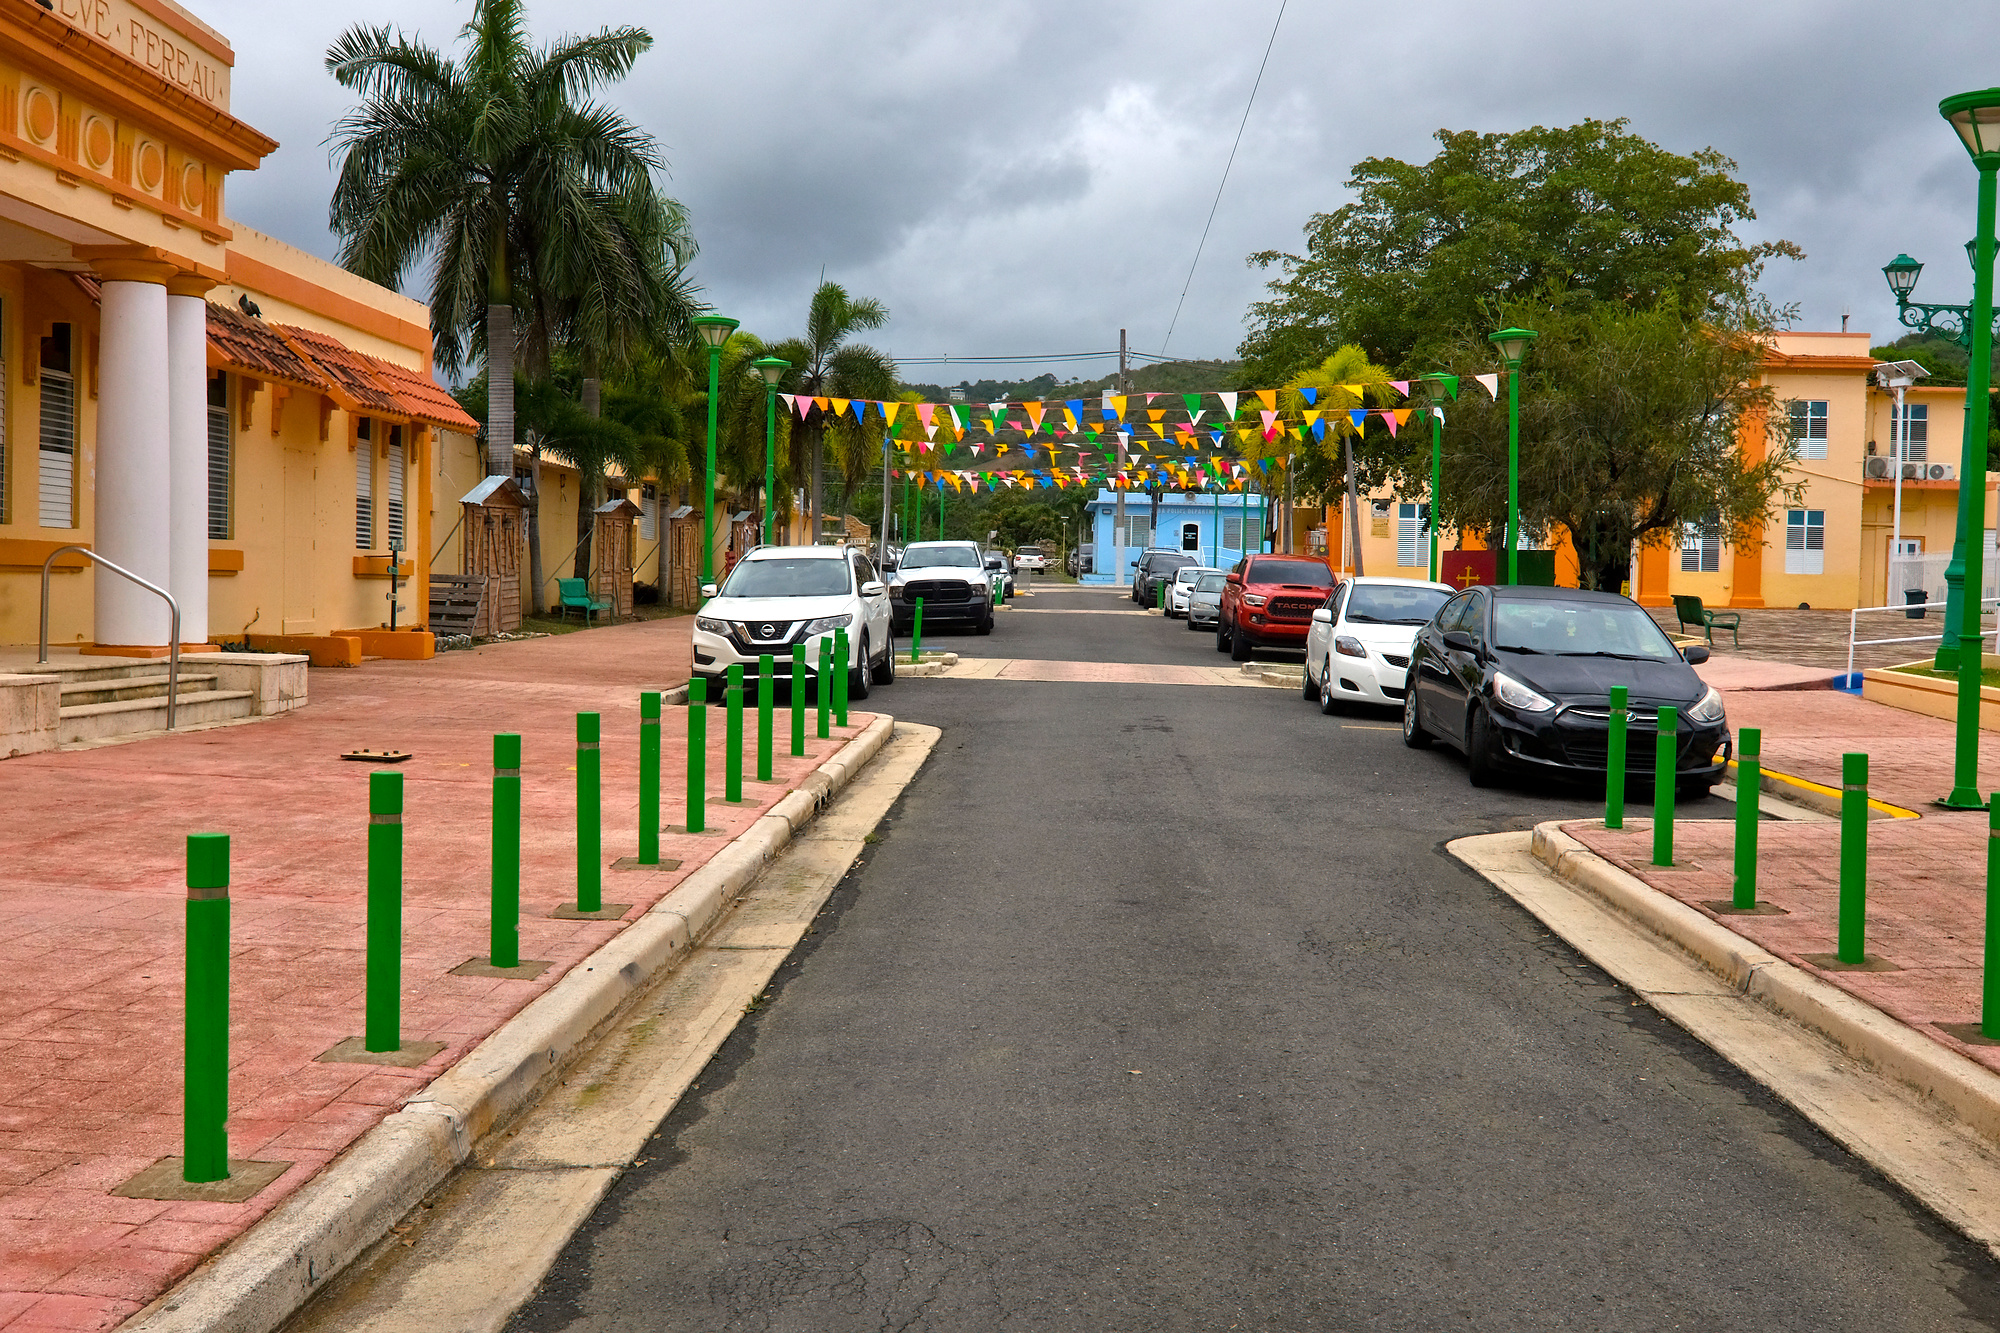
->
[1166,564,1218,618]
[1303,576,1455,713]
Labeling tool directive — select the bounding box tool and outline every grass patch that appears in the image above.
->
[1888,663,2000,689]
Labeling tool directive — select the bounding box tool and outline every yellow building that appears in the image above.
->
[0,0,482,661]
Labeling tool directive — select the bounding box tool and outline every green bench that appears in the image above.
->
[556,577,613,624]
[1671,593,1739,648]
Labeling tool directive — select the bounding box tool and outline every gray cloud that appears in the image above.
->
[202,0,2000,382]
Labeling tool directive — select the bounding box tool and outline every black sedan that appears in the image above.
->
[1401,585,1729,794]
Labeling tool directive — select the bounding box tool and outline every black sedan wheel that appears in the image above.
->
[1465,707,1504,788]
[1402,679,1432,748]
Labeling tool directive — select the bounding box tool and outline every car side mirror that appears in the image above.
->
[1310,607,1333,625]
[861,580,886,596]
[1682,644,1710,665]
[1442,629,1476,652]
[699,583,718,598]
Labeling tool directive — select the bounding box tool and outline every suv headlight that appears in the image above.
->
[1491,671,1555,713]
[695,616,730,635]
[1687,685,1726,724]
[803,614,851,635]
[1243,593,1268,607]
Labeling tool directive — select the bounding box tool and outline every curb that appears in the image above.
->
[1528,820,2000,1150]
[122,713,897,1333]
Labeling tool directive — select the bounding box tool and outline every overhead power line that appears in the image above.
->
[1159,0,1287,357]
[891,349,1184,367]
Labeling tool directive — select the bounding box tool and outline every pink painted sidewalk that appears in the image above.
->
[0,618,874,1331]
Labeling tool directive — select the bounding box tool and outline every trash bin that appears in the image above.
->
[1906,589,1928,619]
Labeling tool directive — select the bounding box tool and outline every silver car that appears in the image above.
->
[1185,569,1228,630]
[1167,565,1218,618]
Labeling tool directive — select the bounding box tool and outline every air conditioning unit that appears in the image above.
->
[1930,463,1956,481]
[1903,462,1923,480]
[1864,456,1891,479]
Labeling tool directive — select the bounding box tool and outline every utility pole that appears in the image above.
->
[1113,328,1128,587]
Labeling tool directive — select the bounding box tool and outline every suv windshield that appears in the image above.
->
[902,544,980,569]
[1247,559,1333,588]
[1492,599,1679,660]
[1346,584,1451,626]
[720,557,851,598]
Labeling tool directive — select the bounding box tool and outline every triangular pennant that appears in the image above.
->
[1218,392,1238,418]
[1299,387,1318,406]
[1025,402,1045,431]
[1254,390,1276,411]
[1349,409,1368,430]
[1474,373,1500,400]
[849,399,867,423]
[1388,380,1409,396]
[1182,393,1203,417]
[917,403,935,429]
[881,401,900,427]
[1379,410,1399,438]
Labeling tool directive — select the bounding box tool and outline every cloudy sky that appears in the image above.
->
[203,0,1997,383]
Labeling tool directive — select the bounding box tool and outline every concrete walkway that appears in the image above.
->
[0,618,874,1331]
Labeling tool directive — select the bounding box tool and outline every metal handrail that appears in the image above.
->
[39,546,182,730]
[1845,594,2000,682]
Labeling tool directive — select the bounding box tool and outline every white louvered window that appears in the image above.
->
[1789,400,1829,461]
[1221,514,1245,551]
[1114,516,1150,548]
[0,298,8,525]
[1894,404,1928,465]
[1397,503,1427,568]
[37,324,74,529]
[1784,508,1824,575]
[1681,516,1721,573]
[384,426,405,548]
[207,373,230,539]
[355,419,374,549]
[640,482,657,540]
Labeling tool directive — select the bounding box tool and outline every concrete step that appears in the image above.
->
[58,689,256,744]
[59,673,220,706]
[28,658,223,684]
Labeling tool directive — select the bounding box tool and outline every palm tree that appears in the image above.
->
[764,283,897,541]
[325,0,665,476]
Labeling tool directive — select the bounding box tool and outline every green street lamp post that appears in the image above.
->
[751,356,789,547]
[1420,372,1460,583]
[1882,243,2000,672]
[1488,329,1538,584]
[692,315,739,588]
[1935,88,2000,810]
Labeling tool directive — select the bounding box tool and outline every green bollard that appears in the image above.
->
[687,678,707,834]
[576,713,601,912]
[1838,752,1869,964]
[791,645,807,755]
[1985,795,2000,1037]
[757,655,774,781]
[1733,728,1761,910]
[1652,705,1678,867]
[639,692,660,866]
[492,733,521,968]
[833,628,850,727]
[816,637,832,739]
[911,597,924,663]
[1156,579,1165,612]
[725,665,744,803]
[1605,686,1628,829]
[184,832,230,1183]
[365,772,404,1052]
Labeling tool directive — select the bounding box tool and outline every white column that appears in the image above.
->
[93,269,174,648]
[167,280,212,644]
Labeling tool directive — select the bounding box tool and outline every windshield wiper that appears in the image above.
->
[1493,643,1544,654]
[1346,613,1387,624]
[1555,650,1660,661]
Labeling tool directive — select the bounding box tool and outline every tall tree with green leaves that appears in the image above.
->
[1239,119,1801,381]
[325,0,667,476]
[763,283,897,541]
[1412,298,1802,592]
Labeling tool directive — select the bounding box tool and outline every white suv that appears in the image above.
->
[1303,576,1454,712]
[693,545,895,698]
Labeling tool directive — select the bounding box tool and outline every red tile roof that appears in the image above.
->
[364,355,480,434]
[206,301,324,390]
[272,322,405,416]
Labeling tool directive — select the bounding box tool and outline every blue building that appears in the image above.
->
[1080,489,1268,583]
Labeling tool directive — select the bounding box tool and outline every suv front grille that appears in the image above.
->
[1268,596,1324,620]
[904,579,973,604]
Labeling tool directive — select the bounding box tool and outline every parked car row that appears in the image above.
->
[1140,554,1731,795]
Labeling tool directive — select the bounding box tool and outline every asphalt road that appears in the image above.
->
[510,582,2000,1332]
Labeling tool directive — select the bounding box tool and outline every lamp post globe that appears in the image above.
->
[1883,253,1923,298]
[1487,327,1538,584]
[1935,87,2000,809]
[691,316,739,589]
[750,356,789,548]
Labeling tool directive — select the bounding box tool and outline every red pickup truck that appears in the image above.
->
[1216,555,1337,660]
